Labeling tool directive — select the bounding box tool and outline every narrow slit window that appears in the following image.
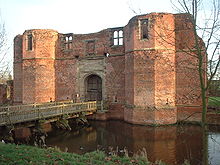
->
[27,34,33,50]
[141,19,149,39]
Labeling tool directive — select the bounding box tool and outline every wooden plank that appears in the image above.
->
[0,101,98,126]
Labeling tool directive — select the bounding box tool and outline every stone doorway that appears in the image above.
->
[85,75,102,101]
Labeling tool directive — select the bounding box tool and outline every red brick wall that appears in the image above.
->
[133,50,155,107]
[0,84,7,104]
[22,59,36,103]
[54,28,125,103]
[124,52,134,105]
[13,13,204,124]
[174,14,202,121]
[14,35,23,104]
[22,30,57,104]
[106,55,125,103]
[34,59,55,103]
[124,13,177,124]
[6,80,13,103]
[55,59,76,101]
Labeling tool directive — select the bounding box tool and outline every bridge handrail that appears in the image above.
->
[0,101,98,126]
[0,100,75,112]
[0,101,97,112]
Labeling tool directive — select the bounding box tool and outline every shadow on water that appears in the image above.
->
[44,120,220,165]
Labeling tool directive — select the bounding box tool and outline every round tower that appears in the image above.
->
[22,29,58,104]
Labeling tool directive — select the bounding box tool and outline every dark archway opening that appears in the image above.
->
[86,75,102,101]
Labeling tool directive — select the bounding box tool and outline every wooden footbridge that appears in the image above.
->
[0,101,100,126]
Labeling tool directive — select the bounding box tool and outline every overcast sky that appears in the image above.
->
[0,0,174,69]
[0,0,174,42]
[0,0,215,71]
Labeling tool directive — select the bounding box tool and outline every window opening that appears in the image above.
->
[86,40,95,56]
[27,34,33,51]
[141,19,149,39]
[113,30,123,46]
[63,34,73,50]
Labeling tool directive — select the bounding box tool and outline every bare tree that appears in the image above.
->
[170,0,220,127]
[0,19,10,84]
[168,1,220,164]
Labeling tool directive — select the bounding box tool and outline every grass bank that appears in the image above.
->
[0,142,156,165]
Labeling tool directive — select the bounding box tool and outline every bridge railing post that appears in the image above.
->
[62,103,64,114]
[38,107,40,119]
[6,107,9,125]
[101,100,104,112]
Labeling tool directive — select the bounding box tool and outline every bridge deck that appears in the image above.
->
[0,101,97,126]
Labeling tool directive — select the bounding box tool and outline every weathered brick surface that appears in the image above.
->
[14,127,31,139]
[55,60,76,101]
[21,30,57,104]
[174,14,203,121]
[0,84,7,104]
[13,13,204,125]
[14,35,23,104]
[177,106,202,122]
[41,123,52,132]
[6,80,13,104]
[123,13,178,124]
[0,81,13,105]
[105,56,125,103]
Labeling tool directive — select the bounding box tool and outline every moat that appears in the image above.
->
[44,120,220,165]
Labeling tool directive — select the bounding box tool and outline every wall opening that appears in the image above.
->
[86,40,95,56]
[141,19,149,39]
[62,33,73,50]
[113,30,123,46]
[27,34,33,51]
[85,75,102,101]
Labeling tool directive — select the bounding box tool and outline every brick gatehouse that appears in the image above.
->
[13,13,204,125]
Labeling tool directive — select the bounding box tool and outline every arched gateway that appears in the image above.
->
[85,75,102,101]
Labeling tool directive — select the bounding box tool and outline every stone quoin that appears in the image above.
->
[13,13,204,125]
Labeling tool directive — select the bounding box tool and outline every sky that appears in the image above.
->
[0,0,174,72]
[0,0,174,35]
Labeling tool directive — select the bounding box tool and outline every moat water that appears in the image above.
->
[45,120,220,165]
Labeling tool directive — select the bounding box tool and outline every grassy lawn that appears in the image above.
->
[0,143,153,165]
[208,97,220,107]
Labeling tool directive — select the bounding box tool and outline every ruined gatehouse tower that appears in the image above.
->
[13,13,203,125]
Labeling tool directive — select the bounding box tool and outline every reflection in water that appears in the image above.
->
[46,121,220,165]
[208,132,220,165]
